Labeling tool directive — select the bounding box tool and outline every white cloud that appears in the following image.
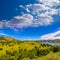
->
[0,14,34,29]
[0,13,54,30]
[25,3,60,16]
[26,4,50,15]
[0,0,60,30]
[19,5,24,8]
[0,33,8,36]
[0,20,10,28]
[37,0,60,7]
[25,8,30,12]
[40,30,60,40]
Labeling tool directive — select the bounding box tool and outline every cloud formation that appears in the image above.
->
[37,0,60,7]
[40,30,60,40]
[0,0,60,30]
[0,14,33,29]
[0,33,8,36]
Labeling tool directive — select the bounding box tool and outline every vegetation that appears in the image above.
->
[40,39,60,43]
[0,36,60,60]
[52,39,60,43]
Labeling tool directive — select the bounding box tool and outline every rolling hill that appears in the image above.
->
[0,36,60,60]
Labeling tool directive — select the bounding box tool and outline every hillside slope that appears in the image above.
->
[0,36,60,60]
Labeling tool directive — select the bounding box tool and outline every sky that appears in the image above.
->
[0,0,60,40]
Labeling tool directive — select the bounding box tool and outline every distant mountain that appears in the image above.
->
[39,39,60,43]
[0,36,19,42]
[52,39,60,43]
[0,36,60,43]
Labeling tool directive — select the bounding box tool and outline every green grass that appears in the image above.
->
[0,36,60,60]
[22,52,60,60]
[31,52,60,60]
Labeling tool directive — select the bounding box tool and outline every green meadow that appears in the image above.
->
[0,36,60,60]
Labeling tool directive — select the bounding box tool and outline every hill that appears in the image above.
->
[39,39,60,43]
[0,36,21,43]
[0,36,60,60]
[52,39,60,43]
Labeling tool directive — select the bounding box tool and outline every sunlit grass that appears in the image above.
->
[0,36,60,60]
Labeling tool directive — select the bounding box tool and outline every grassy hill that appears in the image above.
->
[0,36,60,60]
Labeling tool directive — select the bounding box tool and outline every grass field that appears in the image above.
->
[0,36,60,60]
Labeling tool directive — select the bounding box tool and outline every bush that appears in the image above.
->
[52,46,60,52]
[0,48,3,50]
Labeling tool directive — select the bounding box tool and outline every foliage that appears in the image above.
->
[0,36,60,60]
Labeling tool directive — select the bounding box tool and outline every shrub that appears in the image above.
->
[0,48,3,50]
[52,46,60,52]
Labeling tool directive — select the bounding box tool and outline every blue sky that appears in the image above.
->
[0,0,60,40]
